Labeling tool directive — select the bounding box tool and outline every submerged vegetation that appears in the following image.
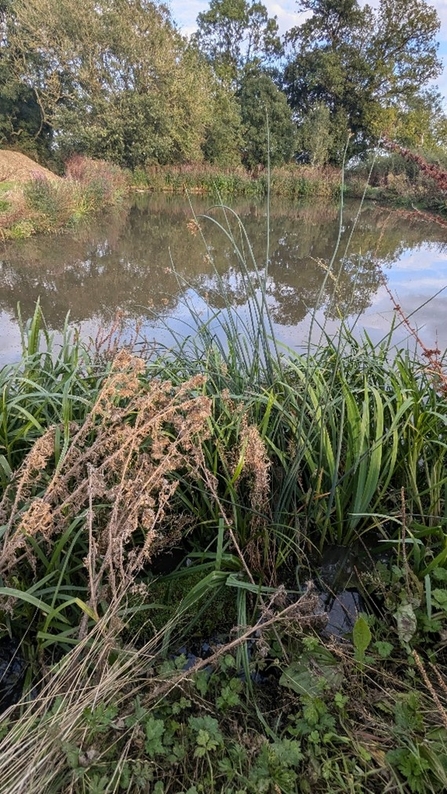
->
[1,185,447,790]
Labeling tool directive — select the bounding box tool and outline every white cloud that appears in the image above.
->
[269,3,303,32]
[432,0,447,28]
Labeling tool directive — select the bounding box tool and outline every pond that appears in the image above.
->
[1,193,447,365]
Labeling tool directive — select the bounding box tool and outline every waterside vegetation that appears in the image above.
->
[1,218,447,790]
[4,144,447,243]
[1,0,447,236]
[0,0,447,787]
[0,155,130,239]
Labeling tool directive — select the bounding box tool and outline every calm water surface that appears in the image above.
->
[1,193,447,365]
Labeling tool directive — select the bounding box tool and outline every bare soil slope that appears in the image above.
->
[0,150,61,183]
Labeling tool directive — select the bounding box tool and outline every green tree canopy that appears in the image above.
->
[2,0,240,168]
[238,70,296,168]
[392,89,447,153]
[0,0,53,159]
[284,0,442,160]
[201,82,244,166]
[193,0,282,83]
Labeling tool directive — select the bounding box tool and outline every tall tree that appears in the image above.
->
[238,70,296,168]
[284,0,442,160]
[3,0,238,168]
[0,0,53,160]
[193,0,282,83]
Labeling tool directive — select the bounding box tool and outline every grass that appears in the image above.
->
[0,156,130,239]
[135,163,340,200]
[0,186,447,791]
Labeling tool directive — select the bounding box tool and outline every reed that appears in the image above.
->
[1,193,447,792]
[138,163,340,199]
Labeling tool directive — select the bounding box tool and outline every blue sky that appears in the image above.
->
[168,0,447,102]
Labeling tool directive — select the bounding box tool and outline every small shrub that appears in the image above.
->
[6,219,35,239]
[24,174,60,219]
[132,167,150,187]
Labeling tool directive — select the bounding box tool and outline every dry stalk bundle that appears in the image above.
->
[0,351,212,605]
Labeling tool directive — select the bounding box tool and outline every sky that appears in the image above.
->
[168,0,447,101]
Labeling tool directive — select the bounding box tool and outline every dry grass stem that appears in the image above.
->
[0,352,212,606]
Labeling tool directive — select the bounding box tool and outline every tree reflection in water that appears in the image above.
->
[1,194,447,358]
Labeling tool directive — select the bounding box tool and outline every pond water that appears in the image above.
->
[1,193,447,365]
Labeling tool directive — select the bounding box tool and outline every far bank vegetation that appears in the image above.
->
[0,0,447,231]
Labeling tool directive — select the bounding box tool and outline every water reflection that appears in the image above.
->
[1,194,447,363]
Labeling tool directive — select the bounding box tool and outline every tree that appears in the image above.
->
[238,70,296,168]
[3,0,234,168]
[202,83,244,166]
[392,89,447,152]
[284,0,442,159]
[0,0,53,160]
[193,0,282,83]
[295,103,331,166]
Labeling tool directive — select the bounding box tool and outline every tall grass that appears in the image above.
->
[1,189,447,792]
[146,198,447,566]
[0,156,130,239]
[137,163,340,200]
[0,303,102,487]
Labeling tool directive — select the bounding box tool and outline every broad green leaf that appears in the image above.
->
[353,615,371,657]
[0,586,69,622]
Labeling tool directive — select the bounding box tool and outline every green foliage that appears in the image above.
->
[284,0,442,159]
[393,89,447,152]
[296,102,332,167]
[0,0,53,161]
[193,0,282,83]
[141,163,339,198]
[24,176,61,221]
[297,103,350,167]
[3,0,230,169]
[387,745,436,793]
[0,302,99,480]
[1,0,445,184]
[202,84,244,167]
[123,567,238,645]
[2,204,447,793]
[238,70,296,168]
[352,615,372,663]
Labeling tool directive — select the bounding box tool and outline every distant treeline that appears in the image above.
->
[0,0,446,172]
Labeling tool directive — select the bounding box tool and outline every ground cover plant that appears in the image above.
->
[0,191,447,792]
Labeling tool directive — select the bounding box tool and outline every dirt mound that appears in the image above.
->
[0,150,61,184]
